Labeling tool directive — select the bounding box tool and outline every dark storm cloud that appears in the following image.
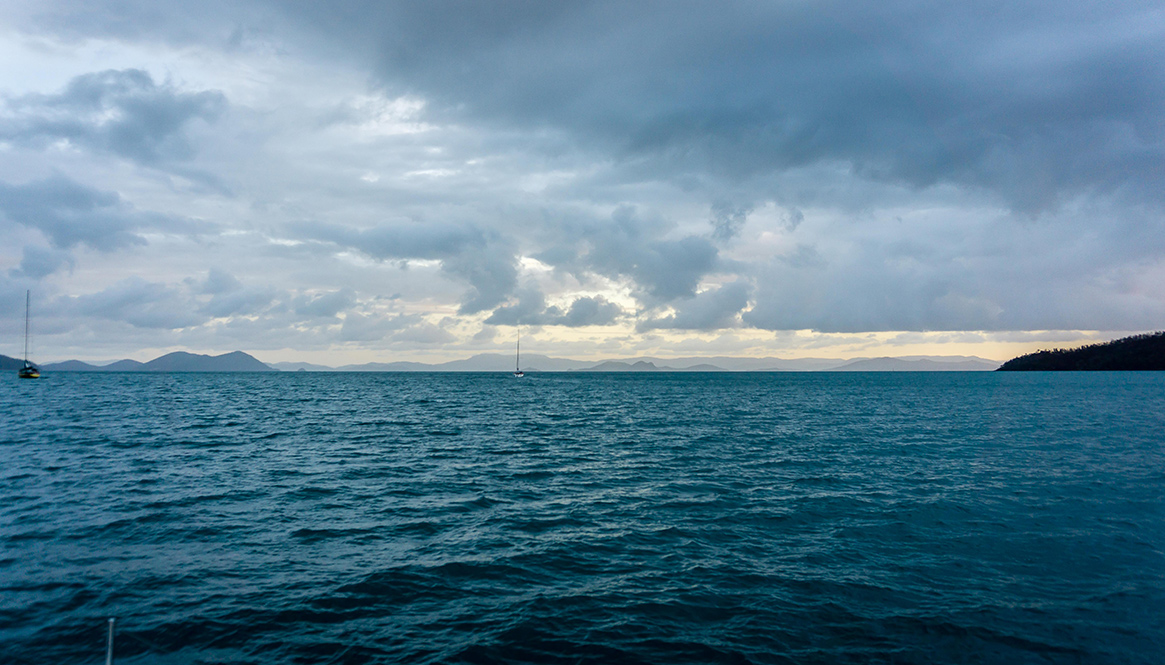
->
[1,69,226,167]
[639,281,752,331]
[537,205,721,304]
[591,232,718,303]
[482,288,546,327]
[231,0,1164,212]
[0,175,184,250]
[28,2,1164,210]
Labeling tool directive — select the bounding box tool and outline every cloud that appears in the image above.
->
[16,5,1165,216]
[539,205,721,305]
[485,290,624,327]
[482,288,546,326]
[201,287,278,319]
[390,321,456,344]
[710,200,751,241]
[294,288,357,318]
[289,220,517,314]
[741,211,1165,333]
[440,249,518,314]
[290,220,484,261]
[742,244,987,333]
[69,276,206,329]
[335,312,454,344]
[0,174,205,251]
[639,281,751,331]
[985,330,1105,344]
[214,1,1164,212]
[609,234,719,302]
[338,312,404,342]
[1,68,226,167]
[2,1,1164,358]
[556,295,623,327]
[10,246,75,279]
[0,175,142,250]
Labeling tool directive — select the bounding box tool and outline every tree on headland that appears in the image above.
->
[996,332,1165,371]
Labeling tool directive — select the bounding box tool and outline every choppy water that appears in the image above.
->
[1,372,1163,664]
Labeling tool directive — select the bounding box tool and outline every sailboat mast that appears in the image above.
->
[24,290,30,363]
[516,328,520,371]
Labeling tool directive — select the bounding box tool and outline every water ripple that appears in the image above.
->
[1,371,1163,663]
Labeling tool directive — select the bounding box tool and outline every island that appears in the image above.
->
[996,332,1165,371]
[41,351,276,372]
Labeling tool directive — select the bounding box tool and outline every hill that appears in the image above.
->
[143,351,275,372]
[102,359,148,371]
[997,332,1165,371]
[275,354,860,372]
[0,354,26,371]
[832,357,1001,371]
[581,361,662,372]
[44,351,273,372]
[270,355,998,372]
[269,361,337,372]
[42,359,104,371]
[33,351,1006,374]
[577,360,729,371]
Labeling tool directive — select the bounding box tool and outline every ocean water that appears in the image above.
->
[1,372,1162,664]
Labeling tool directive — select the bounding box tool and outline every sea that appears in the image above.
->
[1,372,1162,664]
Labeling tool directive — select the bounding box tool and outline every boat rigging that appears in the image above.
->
[18,290,40,379]
[513,328,524,377]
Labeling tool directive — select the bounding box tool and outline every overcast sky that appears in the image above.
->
[2,1,1163,363]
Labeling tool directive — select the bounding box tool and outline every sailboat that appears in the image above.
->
[18,290,40,379]
[513,328,524,377]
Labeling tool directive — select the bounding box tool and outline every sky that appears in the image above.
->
[1,1,1163,364]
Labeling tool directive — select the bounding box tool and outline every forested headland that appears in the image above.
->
[997,332,1165,371]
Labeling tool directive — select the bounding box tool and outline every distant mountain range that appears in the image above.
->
[2,350,1004,373]
[39,351,275,372]
[829,357,1002,371]
[271,353,999,372]
[14,333,1165,373]
[997,331,1165,370]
